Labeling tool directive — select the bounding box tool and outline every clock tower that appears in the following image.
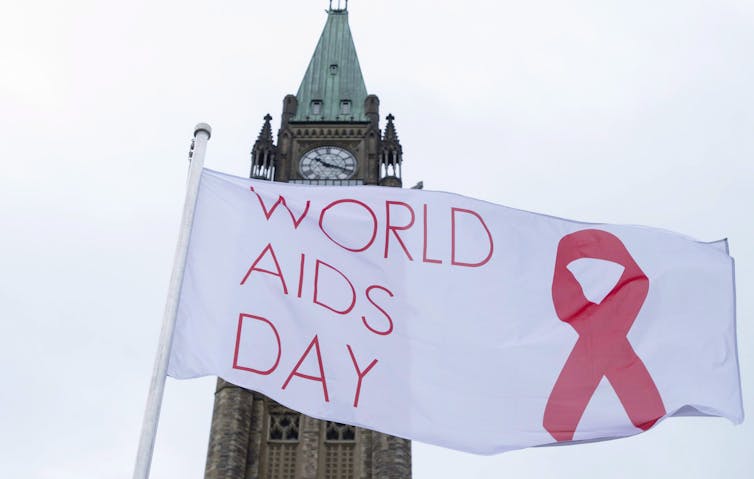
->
[249,4,401,188]
[204,4,411,479]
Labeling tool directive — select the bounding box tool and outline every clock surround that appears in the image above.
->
[299,145,357,180]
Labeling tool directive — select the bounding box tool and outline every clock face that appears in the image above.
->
[299,146,357,180]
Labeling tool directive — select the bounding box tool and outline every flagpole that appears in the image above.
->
[133,123,212,479]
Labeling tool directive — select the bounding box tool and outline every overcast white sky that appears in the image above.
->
[1,0,752,478]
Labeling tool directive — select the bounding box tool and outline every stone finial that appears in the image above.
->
[256,114,274,143]
[383,114,399,142]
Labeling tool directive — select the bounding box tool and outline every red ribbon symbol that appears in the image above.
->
[544,229,666,442]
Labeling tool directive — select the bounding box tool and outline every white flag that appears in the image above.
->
[168,168,743,454]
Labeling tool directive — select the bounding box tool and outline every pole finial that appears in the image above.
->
[194,123,212,139]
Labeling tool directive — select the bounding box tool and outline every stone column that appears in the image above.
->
[243,395,265,479]
[204,379,255,479]
[372,432,411,479]
[295,414,321,479]
[357,429,373,479]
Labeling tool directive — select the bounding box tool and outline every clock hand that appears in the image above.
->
[314,157,336,168]
[328,163,351,172]
[315,158,350,172]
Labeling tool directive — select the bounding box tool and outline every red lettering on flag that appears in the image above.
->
[313,260,357,315]
[361,285,395,336]
[384,201,415,260]
[422,204,442,264]
[232,313,281,376]
[250,186,310,228]
[450,208,494,267]
[282,335,330,402]
[319,199,378,252]
[240,243,288,294]
[347,345,378,408]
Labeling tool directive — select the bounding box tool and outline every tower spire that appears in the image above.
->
[295,2,365,122]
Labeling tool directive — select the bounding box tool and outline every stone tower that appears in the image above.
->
[204,5,411,479]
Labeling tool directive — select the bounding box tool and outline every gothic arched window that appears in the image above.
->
[265,410,300,479]
[322,421,356,479]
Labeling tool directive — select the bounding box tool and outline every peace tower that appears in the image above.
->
[204,4,412,479]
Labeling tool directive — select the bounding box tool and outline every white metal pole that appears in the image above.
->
[132,123,212,479]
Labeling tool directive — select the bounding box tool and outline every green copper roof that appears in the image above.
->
[293,9,369,122]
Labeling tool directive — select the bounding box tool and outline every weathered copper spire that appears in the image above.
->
[293,5,367,122]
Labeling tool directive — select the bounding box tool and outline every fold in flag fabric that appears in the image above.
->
[168,168,743,454]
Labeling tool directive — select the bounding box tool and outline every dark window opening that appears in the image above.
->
[268,413,300,441]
